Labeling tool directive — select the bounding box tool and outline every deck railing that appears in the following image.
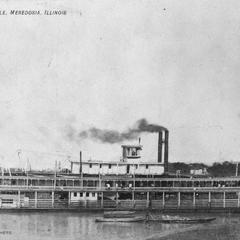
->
[12,198,240,210]
[0,185,240,193]
[0,196,239,210]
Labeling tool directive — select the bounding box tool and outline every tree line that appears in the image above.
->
[168,161,239,177]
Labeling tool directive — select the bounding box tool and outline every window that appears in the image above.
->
[100,164,102,168]
[2,199,13,204]
[146,165,149,169]
[127,165,130,174]
[90,164,92,168]
[80,193,83,197]
[132,148,136,156]
[86,192,89,197]
[73,192,77,197]
[109,164,112,169]
[92,193,95,197]
[135,165,138,169]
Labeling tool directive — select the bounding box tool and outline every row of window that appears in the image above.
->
[88,164,149,169]
[73,192,96,197]
[89,164,113,169]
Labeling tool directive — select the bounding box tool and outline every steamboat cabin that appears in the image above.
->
[70,130,168,176]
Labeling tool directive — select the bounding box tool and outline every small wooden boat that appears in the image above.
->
[103,211,136,218]
[95,216,145,222]
[158,217,216,224]
[147,215,216,224]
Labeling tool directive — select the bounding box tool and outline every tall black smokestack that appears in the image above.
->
[164,130,169,173]
[158,131,163,163]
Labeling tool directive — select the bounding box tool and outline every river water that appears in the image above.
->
[0,211,239,240]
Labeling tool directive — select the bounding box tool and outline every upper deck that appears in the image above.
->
[0,173,240,192]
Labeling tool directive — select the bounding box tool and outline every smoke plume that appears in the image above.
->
[77,118,167,144]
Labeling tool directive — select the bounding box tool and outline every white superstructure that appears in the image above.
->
[70,144,165,175]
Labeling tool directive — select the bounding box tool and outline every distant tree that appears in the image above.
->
[169,161,237,177]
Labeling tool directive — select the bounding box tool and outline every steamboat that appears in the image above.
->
[0,128,239,212]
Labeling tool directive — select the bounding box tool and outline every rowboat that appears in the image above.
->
[95,216,145,222]
[103,211,136,218]
[147,215,216,224]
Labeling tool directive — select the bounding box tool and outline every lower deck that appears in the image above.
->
[0,190,239,211]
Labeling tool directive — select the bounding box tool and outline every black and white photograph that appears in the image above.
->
[0,0,239,239]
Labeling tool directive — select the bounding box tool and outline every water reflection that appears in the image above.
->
[0,212,238,240]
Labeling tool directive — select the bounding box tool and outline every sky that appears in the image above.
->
[0,0,240,169]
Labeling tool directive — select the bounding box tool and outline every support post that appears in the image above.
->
[34,191,37,209]
[193,192,196,208]
[208,192,211,208]
[81,178,83,188]
[99,175,101,189]
[85,194,87,208]
[132,191,135,209]
[162,192,165,208]
[133,176,135,190]
[26,174,29,189]
[18,190,21,208]
[223,191,226,208]
[52,191,54,208]
[54,175,56,190]
[178,192,181,208]
[147,192,149,208]
[238,192,240,208]
[54,161,57,190]
[68,191,71,207]
[116,191,119,208]
[101,192,104,209]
